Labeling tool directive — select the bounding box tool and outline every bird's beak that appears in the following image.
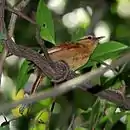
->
[95,36,105,41]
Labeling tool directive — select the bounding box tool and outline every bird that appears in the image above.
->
[30,35,104,94]
[48,35,104,71]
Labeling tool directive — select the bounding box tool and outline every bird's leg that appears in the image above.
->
[30,70,44,94]
[19,70,44,115]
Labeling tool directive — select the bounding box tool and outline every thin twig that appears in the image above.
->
[67,114,75,130]
[35,27,53,63]
[8,0,31,36]
[0,0,6,86]
[5,6,36,25]
[0,52,130,113]
[0,0,5,32]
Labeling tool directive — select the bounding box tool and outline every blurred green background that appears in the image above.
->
[7,0,130,46]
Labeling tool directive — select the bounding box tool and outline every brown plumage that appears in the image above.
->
[48,35,104,70]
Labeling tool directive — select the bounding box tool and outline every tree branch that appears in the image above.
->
[5,6,36,25]
[0,52,130,113]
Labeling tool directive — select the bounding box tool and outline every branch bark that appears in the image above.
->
[0,52,130,113]
[0,0,6,85]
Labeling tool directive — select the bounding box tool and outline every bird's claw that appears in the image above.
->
[51,60,70,84]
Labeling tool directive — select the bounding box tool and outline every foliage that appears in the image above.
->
[1,0,130,130]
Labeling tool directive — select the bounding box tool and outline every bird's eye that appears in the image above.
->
[87,35,93,40]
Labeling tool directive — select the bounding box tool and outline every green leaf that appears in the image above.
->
[36,0,55,44]
[88,99,101,130]
[0,32,5,49]
[0,126,9,130]
[98,106,124,130]
[16,60,31,93]
[104,112,124,130]
[102,75,119,90]
[30,98,53,115]
[0,32,6,41]
[0,44,3,52]
[39,98,53,107]
[36,110,49,123]
[51,96,76,129]
[75,127,86,130]
[84,41,128,67]
[92,41,128,58]
[127,114,130,130]
[31,124,46,130]
[73,89,97,110]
